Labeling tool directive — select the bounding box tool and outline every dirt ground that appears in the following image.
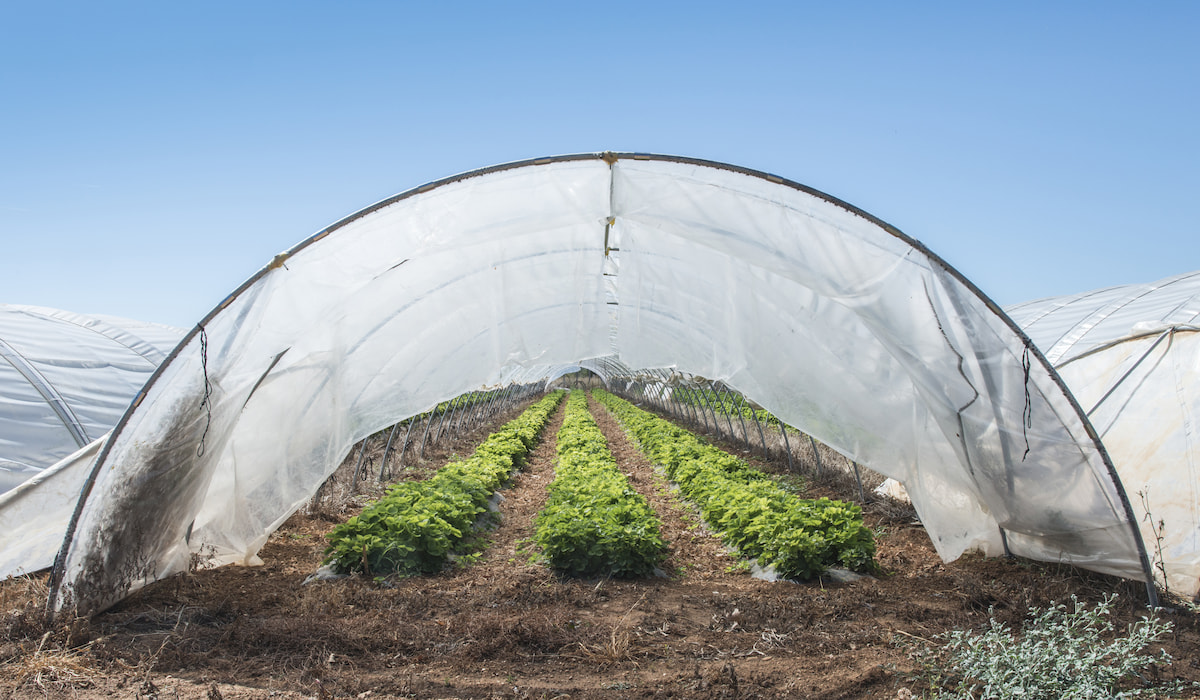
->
[2,393,1198,699]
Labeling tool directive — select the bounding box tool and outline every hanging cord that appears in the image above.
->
[1021,344,1033,461]
[197,325,213,457]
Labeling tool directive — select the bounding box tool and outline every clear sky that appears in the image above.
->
[2,2,1196,328]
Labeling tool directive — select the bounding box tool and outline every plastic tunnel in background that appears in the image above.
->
[1008,271,1200,597]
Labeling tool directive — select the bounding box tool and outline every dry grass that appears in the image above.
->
[575,592,645,665]
[3,631,101,694]
[1,574,108,696]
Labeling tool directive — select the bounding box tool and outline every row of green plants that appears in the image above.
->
[533,392,666,577]
[323,391,565,576]
[594,389,875,579]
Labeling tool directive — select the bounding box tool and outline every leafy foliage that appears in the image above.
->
[324,391,565,576]
[593,389,875,579]
[533,391,666,577]
[909,594,1188,699]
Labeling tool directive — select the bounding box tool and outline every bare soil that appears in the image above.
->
[3,393,1198,699]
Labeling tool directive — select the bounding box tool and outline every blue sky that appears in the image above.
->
[2,2,1196,328]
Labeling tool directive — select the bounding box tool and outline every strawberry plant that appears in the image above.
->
[593,389,874,579]
[324,390,565,576]
[533,391,666,577]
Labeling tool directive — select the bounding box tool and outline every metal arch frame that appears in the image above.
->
[0,337,91,449]
[47,151,1158,614]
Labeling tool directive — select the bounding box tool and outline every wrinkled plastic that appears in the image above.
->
[1008,271,1200,596]
[50,155,1148,614]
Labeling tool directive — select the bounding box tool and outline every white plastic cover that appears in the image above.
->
[48,154,1150,614]
[0,436,107,576]
[0,305,184,492]
[1008,271,1200,596]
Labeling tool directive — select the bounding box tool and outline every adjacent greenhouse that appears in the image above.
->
[0,306,184,577]
[0,305,183,492]
[5,153,1167,615]
[1007,271,1200,596]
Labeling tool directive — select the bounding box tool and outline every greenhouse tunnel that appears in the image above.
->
[0,305,184,491]
[0,304,186,555]
[0,307,184,584]
[34,153,1161,616]
[1006,270,1200,597]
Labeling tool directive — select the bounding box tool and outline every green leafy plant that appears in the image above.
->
[909,594,1188,699]
[324,391,564,576]
[533,391,666,577]
[593,389,875,579]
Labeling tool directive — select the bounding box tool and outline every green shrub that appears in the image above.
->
[593,389,874,579]
[533,391,666,577]
[324,390,564,576]
[909,594,1187,699]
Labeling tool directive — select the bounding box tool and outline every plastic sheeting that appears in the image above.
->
[1007,271,1200,596]
[0,436,107,576]
[0,305,184,493]
[47,154,1151,615]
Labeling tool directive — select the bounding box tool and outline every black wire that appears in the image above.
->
[197,326,213,457]
[1021,344,1033,461]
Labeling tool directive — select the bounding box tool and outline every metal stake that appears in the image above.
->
[379,421,403,480]
[394,417,417,472]
[809,434,824,477]
[349,437,370,492]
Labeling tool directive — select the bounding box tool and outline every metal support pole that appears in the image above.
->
[852,462,867,503]
[417,404,439,458]
[349,437,370,491]
[746,399,769,456]
[809,434,824,476]
[479,389,500,426]
[669,384,687,423]
[679,382,702,428]
[451,392,473,433]
[444,393,466,437]
[681,385,711,433]
[653,377,670,417]
[394,417,417,473]
[663,382,678,419]
[722,386,751,449]
[699,385,722,436]
[470,390,486,428]
[481,388,499,425]
[653,372,678,420]
[379,420,403,480]
[434,395,459,444]
[494,385,515,420]
[710,382,736,440]
[485,388,503,422]
[779,421,794,471]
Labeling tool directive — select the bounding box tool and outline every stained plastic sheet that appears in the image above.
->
[1008,271,1200,596]
[51,155,1148,614]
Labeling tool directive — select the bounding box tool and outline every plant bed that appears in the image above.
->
[593,388,875,580]
[323,390,565,576]
[533,391,666,577]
